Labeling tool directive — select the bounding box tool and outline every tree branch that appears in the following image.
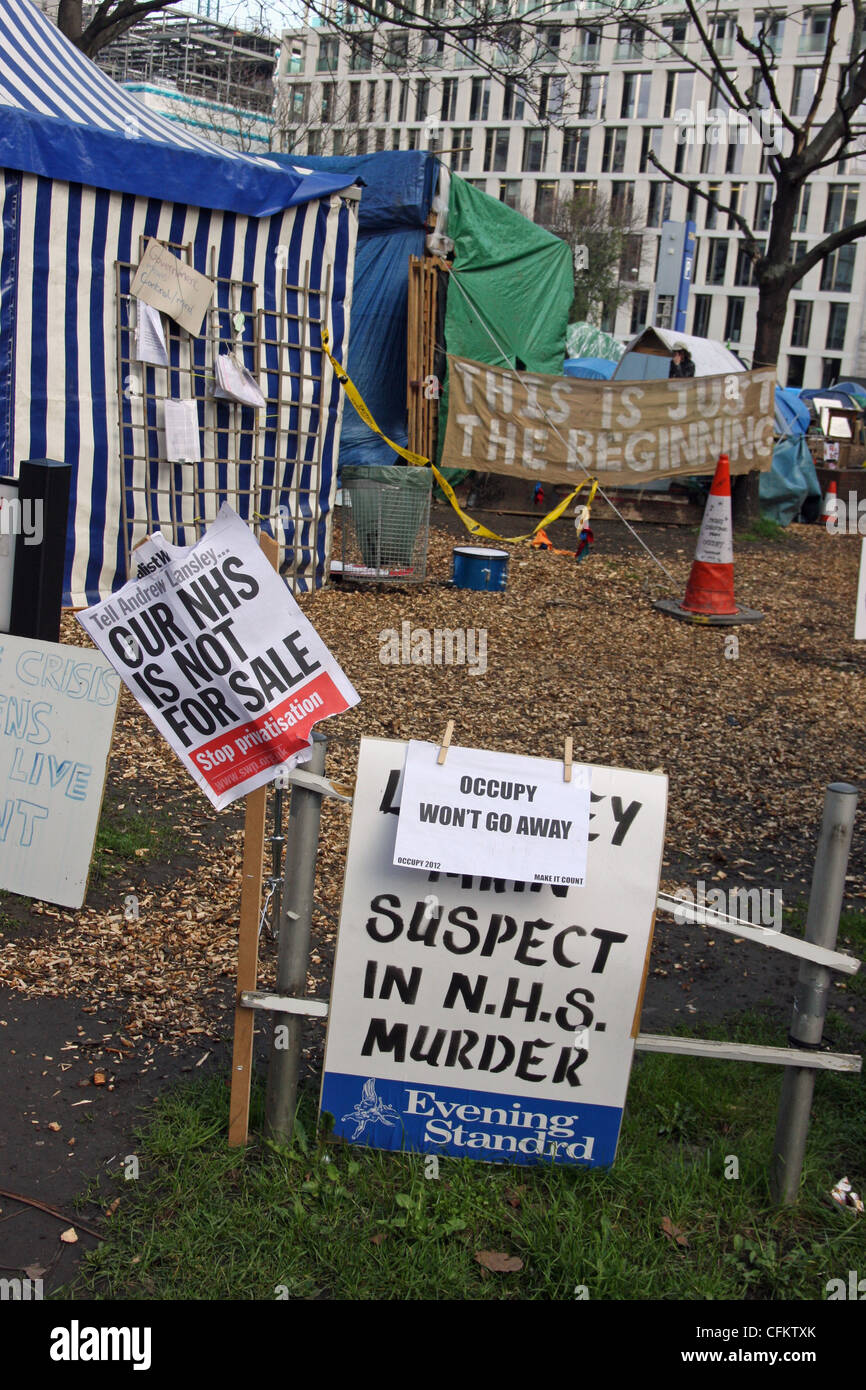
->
[646,151,760,257]
[790,215,866,283]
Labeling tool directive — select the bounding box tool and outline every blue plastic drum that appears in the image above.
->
[452,546,509,592]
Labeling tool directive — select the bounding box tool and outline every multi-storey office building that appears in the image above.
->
[276,3,866,387]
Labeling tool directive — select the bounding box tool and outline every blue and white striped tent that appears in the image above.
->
[0,0,359,603]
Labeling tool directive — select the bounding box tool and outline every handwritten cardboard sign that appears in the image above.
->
[321,738,668,1168]
[131,240,214,337]
[441,355,776,486]
[0,635,119,909]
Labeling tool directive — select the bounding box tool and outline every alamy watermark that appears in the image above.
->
[379,622,487,677]
[673,880,782,932]
[0,496,43,546]
[825,491,866,535]
[674,103,784,152]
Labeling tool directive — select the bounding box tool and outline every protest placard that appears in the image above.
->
[0,635,119,908]
[441,355,776,486]
[321,739,668,1167]
[131,240,214,337]
[394,741,591,885]
[77,506,359,810]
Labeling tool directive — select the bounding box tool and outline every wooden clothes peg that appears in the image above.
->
[437,719,455,766]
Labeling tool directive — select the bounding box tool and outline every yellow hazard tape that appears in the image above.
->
[322,327,598,545]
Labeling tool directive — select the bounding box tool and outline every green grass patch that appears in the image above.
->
[67,1016,865,1302]
[90,801,183,884]
[740,517,786,543]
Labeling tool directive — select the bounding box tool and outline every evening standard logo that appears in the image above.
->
[50,1320,152,1370]
[404,1088,596,1161]
[343,1078,401,1138]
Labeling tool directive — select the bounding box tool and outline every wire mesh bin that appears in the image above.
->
[338,465,431,582]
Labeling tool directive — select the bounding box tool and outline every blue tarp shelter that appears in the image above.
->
[564,357,617,380]
[0,0,359,602]
[267,151,438,467]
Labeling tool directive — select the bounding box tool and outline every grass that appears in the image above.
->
[67,1012,865,1302]
[739,517,787,543]
[89,800,183,884]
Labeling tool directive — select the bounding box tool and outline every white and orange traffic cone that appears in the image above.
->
[820,478,839,528]
[654,454,764,626]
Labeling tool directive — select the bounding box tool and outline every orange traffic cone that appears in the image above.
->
[654,454,764,626]
[820,478,839,528]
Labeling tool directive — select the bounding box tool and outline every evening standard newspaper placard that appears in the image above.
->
[394,741,592,885]
[321,738,668,1168]
[77,505,359,810]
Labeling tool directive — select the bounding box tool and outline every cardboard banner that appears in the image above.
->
[321,738,668,1168]
[0,635,119,909]
[78,505,359,810]
[441,355,777,486]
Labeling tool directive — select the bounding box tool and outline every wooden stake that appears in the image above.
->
[228,532,279,1148]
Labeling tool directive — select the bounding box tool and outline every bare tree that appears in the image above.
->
[59,0,187,57]
[539,187,646,326]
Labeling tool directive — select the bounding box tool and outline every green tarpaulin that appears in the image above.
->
[439,176,574,460]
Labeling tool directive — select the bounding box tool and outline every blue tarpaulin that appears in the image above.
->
[564,357,617,380]
[267,151,439,466]
[760,436,822,525]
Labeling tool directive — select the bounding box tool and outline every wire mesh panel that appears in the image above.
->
[115,236,331,591]
[339,466,431,583]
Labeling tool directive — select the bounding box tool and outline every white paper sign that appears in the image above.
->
[394,741,591,885]
[321,739,668,1168]
[131,240,214,337]
[163,399,202,463]
[76,505,359,810]
[856,538,866,640]
[0,635,119,908]
[135,300,168,366]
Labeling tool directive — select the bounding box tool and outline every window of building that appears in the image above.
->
[754,183,773,232]
[579,73,606,120]
[728,183,743,229]
[734,245,755,286]
[523,128,547,172]
[500,179,522,210]
[700,141,718,176]
[283,83,308,124]
[356,129,368,155]
[787,355,806,387]
[660,16,688,54]
[382,80,392,123]
[441,77,457,122]
[799,9,831,55]
[502,77,526,121]
[686,188,697,222]
[416,78,430,123]
[398,80,409,122]
[307,129,321,156]
[621,71,652,119]
[406,128,418,151]
[321,82,336,122]
[420,32,445,66]
[347,82,360,124]
[615,22,644,60]
[427,128,442,157]
[349,37,373,72]
[707,239,728,285]
[610,181,635,219]
[535,25,561,62]
[711,14,736,55]
[484,128,510,172]
[375,128,387,151]
[822,357,842,388]
[674,140,688,175]
[790,301,812,347]
[724,296,744,342]
[630,290,650,334]
[602,128,627,174]
[316,35,339,73]
[639,127,661,173]
[826,302,848,351]
[725,142,744,174]
[535,181,558,223]
[705,185,721,229]
[562,128,589,173]
[791,66,820,117]
[825,183,858,232]
[664,70,694,118]
[391,130,401,151]
[333,130,345,156]
[692,294,711,338]
[656,294,675,329]
[452,129,472,172]
[573,24,601,61]
[646,181,670,228]
[385,32,408,70]
[367,81,377,123]
[754,12,785,55]
[469,77,491,121]
[539,73,566,121]
[820,243,856,292]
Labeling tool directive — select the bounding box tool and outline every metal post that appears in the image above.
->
[770,782,858,1204]
[264,733,327,1145]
